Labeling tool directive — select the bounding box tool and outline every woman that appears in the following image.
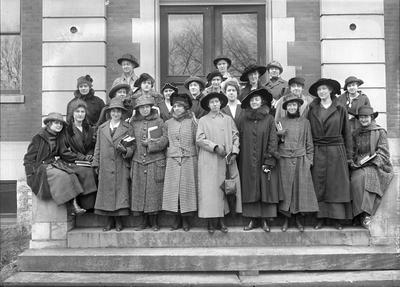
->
[163,92,198,231]
[64,100,98,211]
[130,95,168,231]
[158,83,178,122]
[238,64,267,102]
[112,53,140,92]
[93,98,133,232]
[238,88,279,232]
[184,76,208,119]
[337,76,371,133]
[131,73,164,112]
[278,94,319,232]
[196,92,242,234]
[213,55,233,81]
[350,106,394,228]
[23,112,85,213]
[67,75,105,127]
[307,78,353,230]
[221,80,243,127]
[204,70,223,96]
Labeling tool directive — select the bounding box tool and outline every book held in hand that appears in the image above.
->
[75,160,92,167]
[147,126,162,139]
[120,135,135,147]
[359,153,377,166]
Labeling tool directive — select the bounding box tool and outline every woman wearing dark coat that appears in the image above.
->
[184,76,208,119]
[67,75,105,127]
[350,106,394,228]
[64,99,98,210]
[158,83,178,122]
[23,113,85,213]
[238,64,267,102]
[238,88,279,232]
[307,78,353,229]
[130,95,168,231]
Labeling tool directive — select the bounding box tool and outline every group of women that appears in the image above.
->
[24,53,394,234]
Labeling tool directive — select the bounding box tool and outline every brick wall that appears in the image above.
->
[106,0,140,94]
[287,0,321,89]
[0,0,42,141]
[384,0,400,138]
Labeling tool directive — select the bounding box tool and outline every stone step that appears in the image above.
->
[67,226,370,248]
[4,270,400,286]
[18,246,399,273]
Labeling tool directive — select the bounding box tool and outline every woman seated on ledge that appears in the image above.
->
[350,106,394,228]
[23,112,86,214]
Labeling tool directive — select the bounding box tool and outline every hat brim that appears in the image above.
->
[344,79,364,91]
[161,84,178,94]
[108,83,131,99]
[106,105,127,112]
[117,57,139,68]
[43,117,67,126]
[282,98,304,110]
[184,78,206,91]
[308,78,341,97]
[170,93,193,109]
[266,64,283,74]
[200,93,228,111]
[355,112,378,119]
[213,57,232,68]
[241,88,273,109]
[240,66,267,82]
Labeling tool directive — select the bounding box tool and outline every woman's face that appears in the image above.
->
[110,108,122,121]
[49,120,64,133]
[138,104,151,117]
[208,97,221,112]
[290,83,303,97]
[121,60,134,74]
[73,107,86,123]
[347,82,359,95]
[248,71,259,85]
[189,82,201,97]
[173,102,185,116]
[317,85,332,100]
[359,115,372,127]
[163,88,174,100]
[211,76,222,88]
[115,88,127,99]
[225,85,238,102]
[286,102,299,115]
[268,67,280,78]
[250,95,262,109]
[141,80,153,92]
[78,83,90,95]
[217,60,228,74]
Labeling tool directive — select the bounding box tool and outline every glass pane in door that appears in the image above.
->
[222,13,257,77]
[168,14,203,76]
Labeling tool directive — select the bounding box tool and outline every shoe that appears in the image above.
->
[262,219,270,232]
[281,218,289,232]
[219,218,228,233]
[207,220,215,234]
[150,215,160,231]
[362,215,371,229]
[334,220,343,230]
[182,216,190,232]
[170,215,181,231]
[103,216,114,232]
[295,216,304,232]
[71,198,86,215]
[115,216,123,232]
[135,214,148,231]
[314,219,324,230]
[244,219,256,231]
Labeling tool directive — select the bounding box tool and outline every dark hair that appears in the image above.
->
[66,102,90,136]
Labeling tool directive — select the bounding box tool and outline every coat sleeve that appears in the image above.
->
[147,120,168,153]
[58,133,79,163]
[92,128,101,167]
[23,135,40,175]
[263,118,278,167]
[196,118,218,152]
[371,129,391,169]
[123,127,136,159]
[341,107,353,160]
[305,119,314,163]
[230,117,240,155]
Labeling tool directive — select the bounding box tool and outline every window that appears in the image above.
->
[1,0,21,94]
[160,5,266,86]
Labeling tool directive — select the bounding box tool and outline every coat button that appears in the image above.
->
[144,170,147,174]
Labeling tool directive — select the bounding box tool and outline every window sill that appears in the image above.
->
[0,94,25,103]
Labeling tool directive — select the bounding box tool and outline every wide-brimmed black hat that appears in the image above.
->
[184,76,206,91]
[161,83,178,94]
[200,92,228,111]
[134,73,155,88]
[355,106,378,119]
[44,112,67,125]
[213,55,232,68]
[344,76,364,91]
[117,53,139,68]
[106,98,127,111]
[241,88,273,109]
[288,77,305,87]
[240,64,267,82]
[266,61,283,74]
[282,93,304,110]
[170,92,193,109]
[308,78,341,97]
[206,70,224,83]
[108,82,131,99]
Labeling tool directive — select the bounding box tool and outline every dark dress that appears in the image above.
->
[190,93,208,119]
[337,91,371,133]
[307,98,353,220]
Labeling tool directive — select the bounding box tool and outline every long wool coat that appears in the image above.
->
[265,77,288,101]
[92,120,133,212]
[351,122,394,216]
[163,112,198,214]
[196,112,242,218]
[307,98,353,203]
[238,106,280,204]
[130,110,168,213]
[337,91,371,132]
[278,116,318,214]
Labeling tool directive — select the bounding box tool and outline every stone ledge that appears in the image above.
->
[29,240,66,249]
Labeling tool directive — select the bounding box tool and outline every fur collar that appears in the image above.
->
[244,105,269,120]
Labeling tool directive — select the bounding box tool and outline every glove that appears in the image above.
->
[214,145,226,157]
[84,154,93,161]
[116,143,127,154]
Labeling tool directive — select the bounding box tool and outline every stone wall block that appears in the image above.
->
[31,222,50,240]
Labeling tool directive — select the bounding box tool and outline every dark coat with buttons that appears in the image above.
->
[238,105,279,203]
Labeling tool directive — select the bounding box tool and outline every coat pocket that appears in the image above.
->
[154,159,166,183]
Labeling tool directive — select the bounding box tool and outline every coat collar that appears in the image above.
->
[309,98,341,126]
[100,120,130,143]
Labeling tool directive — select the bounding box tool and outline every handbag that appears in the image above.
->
[220,163,236,196]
